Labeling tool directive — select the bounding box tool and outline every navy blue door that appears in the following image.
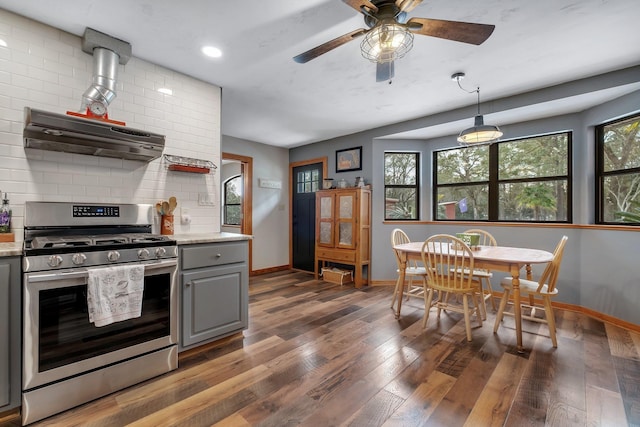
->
[292,163,322,272]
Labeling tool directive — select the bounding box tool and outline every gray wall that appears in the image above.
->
[289,72,640,326]
[222,136,290,271]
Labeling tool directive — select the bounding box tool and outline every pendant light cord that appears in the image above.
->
[454,75,481,115]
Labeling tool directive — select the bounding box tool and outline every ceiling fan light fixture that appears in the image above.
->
[457,115,503,146]
[360,22,413,63]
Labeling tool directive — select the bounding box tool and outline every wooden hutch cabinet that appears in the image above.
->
[314,187,371,288]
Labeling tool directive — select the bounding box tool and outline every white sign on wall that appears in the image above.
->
[259,179,282,189]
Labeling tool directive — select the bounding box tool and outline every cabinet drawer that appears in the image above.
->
[316,248,356,263]
[180,241,247,270]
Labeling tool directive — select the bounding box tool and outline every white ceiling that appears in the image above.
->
[0,0,639,148]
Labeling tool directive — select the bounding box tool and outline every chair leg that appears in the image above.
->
[477,280,487,321]
[462,294,472,341]
[390,275,401,309]
[471,292,483,328]
[406,276,418,301]
[485,277,497,311]
[423,288,434,328]
[543,296,558,348]
[421,277,429,312]
[493,288,510,333]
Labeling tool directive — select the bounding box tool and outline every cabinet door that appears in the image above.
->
[317,193,334,247]
[335,192,357,249]
[181,263,248,348]
[0,262,9,407]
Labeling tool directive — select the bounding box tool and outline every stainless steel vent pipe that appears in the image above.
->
[80,28,132,112]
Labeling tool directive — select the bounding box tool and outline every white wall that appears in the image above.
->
[0,9,221,239]
[222,135,289,271]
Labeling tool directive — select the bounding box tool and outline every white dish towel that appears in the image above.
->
[87,264,145,327]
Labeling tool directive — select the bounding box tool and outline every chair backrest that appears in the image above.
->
[463,228,497,247]
[391,228,411,269]
[536,235,568,294]
[421,234,476,292]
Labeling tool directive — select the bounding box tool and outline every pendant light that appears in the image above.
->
[452,72,503,146]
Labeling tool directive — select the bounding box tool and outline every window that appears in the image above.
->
[434,132,571,222]
[296,168,320,194]
[596,113,640,224]
[384,152,419,220]
[223,175,242,225]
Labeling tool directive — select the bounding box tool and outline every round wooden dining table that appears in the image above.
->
[392,242,554,352]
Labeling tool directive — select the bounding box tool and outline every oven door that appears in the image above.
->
[23,259,177,391]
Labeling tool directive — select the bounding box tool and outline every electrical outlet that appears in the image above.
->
[180,207,192,225]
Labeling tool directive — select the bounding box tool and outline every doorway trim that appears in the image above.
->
[222,152,253,274]
[289,157,327,270]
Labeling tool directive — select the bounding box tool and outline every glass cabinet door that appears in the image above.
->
[318,195,334,246]
[336,193,356,249]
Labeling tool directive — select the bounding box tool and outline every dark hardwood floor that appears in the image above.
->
[3,270,639,426]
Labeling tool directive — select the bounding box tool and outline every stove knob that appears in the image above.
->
[107,251,121,262]
[138,248,150,259]
[155,247,166,258]
[72,253,87,265]
[47,255,64,268]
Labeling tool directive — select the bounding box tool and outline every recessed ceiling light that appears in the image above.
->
[158,87,173,95]
[0,39,7,47]
[201,46,222,58]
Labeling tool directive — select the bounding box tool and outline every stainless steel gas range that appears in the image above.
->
[21,202,178,425]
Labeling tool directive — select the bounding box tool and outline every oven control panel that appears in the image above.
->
[73,205,120,217]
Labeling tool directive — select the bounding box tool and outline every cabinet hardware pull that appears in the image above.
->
[215,253,222,258]
[185,281,191,287]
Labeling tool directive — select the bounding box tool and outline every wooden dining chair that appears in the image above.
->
[462,228,498,315]
[390,228,429,314]
[493,235,568,347]
[421,234,483,342]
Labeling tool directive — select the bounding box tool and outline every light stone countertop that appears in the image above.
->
[0,242,23,257]
[171,232,252,245]
[1,232,252,257]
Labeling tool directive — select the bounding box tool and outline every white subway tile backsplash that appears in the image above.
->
[42,172,73,185]
[0,9,222,240]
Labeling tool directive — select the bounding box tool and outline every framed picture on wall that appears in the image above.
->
[336,146,362,172]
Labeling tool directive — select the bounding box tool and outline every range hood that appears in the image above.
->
[23,107,166,162]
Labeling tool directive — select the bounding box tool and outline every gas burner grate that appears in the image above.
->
[91,235,129,246]
[31,236,92,249]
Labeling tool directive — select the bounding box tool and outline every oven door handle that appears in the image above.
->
[25,259,178,283]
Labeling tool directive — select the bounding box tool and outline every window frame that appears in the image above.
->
[595,112,640,225]
[433,131,572,223]
[223,174,242,226]
[384,151,420,221]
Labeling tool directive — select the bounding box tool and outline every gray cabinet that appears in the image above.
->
[0,256,20,412]
[179,241,248,350]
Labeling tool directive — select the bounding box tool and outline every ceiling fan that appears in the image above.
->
[293,0,495,82]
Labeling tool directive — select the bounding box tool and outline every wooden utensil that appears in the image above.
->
[156,202,163,215]
[162,201,170,216]
[168,196,177,214]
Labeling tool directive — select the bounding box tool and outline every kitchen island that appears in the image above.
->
[172,232,252,351]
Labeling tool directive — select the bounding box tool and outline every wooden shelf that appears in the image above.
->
[168,164,210,174]
[164,154,216,174]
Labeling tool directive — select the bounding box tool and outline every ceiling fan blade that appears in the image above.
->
[396,0,423,13]
[293,29,368,63]
[376,61,395,82]
[407,17,495,45]
[342,0,378,14]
